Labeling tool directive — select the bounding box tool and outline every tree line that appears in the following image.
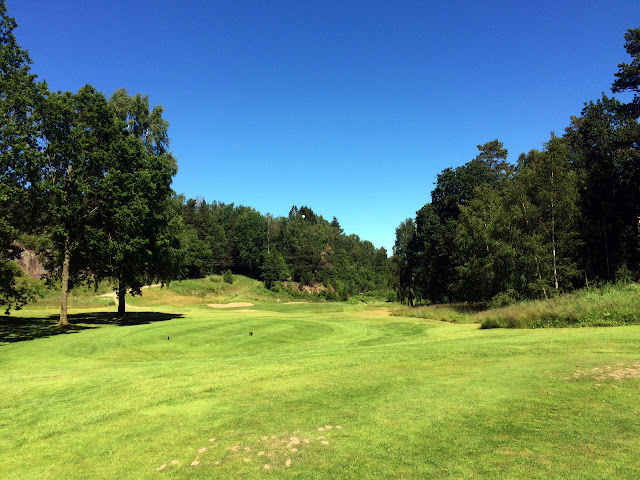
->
[392,27,640,305]
[178,200,390,299]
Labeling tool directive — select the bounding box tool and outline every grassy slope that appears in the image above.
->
[1,284,639,479]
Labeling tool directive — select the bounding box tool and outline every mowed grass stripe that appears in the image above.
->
[1,302,639,479]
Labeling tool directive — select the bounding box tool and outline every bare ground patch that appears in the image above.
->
[154,424,345,473]
[207,302,254,309]
[571,363,640,381]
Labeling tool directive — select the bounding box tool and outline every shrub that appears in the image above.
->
[223,270,233,284]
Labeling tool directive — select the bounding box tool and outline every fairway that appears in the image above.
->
[1,296,639,479]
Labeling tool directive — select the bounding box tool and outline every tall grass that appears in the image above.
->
[391,302,483,324]
[393,283,640,329]
[479,283,640,328]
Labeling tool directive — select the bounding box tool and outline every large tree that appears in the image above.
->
[0,0,47,313]
[92,89,180,317]
[38,86,116,325]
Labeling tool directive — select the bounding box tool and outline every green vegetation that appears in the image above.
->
[393,28,640,306]
[178,201,390,299]
[393,283,640,329]
[2,286,640,478]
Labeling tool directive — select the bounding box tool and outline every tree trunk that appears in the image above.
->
[117,279,126,318]
[58,236,70,326]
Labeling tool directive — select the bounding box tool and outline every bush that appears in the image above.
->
[489,290,517,308]
[223,270,233,284]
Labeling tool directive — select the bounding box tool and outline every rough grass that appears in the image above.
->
[20,280,117,310]
[393,283,640,329]
[161,275,301,304]
[391,302,485,324]
[1,287,640,478]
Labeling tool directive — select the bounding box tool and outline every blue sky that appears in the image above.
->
[10,0,640,252]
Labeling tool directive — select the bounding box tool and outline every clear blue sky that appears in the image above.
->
[10,0,640,252]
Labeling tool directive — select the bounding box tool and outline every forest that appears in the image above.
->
[1,0,639,320]
[392,28,640,306]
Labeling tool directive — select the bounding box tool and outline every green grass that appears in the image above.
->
[160,275,314,304]
[20,279,117,310]
[1,286,640,478]
[393,283,640,329]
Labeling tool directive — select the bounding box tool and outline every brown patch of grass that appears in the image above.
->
[572,363,640,381]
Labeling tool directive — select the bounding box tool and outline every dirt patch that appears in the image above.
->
[572,363,640,381]
[207,302,254,309]
[156,424,345,473]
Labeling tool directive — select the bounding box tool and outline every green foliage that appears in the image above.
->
[612,27,640,118]
[0,262,43,314]
[233,209,267,277]
[0,0,47,313]
[223,269,233,284]
[177,201,391,300]
[261,250,288,289]
[395,28,640,304]
[392,218,416,305]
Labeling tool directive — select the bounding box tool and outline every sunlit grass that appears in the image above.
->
[1,286,639,478]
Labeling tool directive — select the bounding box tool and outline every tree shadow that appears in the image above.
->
[0,311,183,345]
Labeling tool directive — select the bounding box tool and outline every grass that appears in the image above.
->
[1,283,640,478]
[393,283,640,329]
[20,279,117,310]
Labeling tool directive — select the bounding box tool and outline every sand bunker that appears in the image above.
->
[233,309,260,312]
[283,301,307,304]
[207,302,254,309]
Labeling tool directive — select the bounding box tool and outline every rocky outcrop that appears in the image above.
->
[13,244,48,280]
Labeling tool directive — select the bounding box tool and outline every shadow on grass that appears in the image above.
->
[0,311,183,345]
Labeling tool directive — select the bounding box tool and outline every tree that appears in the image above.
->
[0,0,47,313]
[261,250,288,289]
[233,209,267,277]
[392,219,416,305]
[474,139,513,179]
[454,184,521,302]
[518,137,581,293]
[93,89,180,317]
[39,86,116,325]
[413,204,446,303]
[612,27,640,118]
